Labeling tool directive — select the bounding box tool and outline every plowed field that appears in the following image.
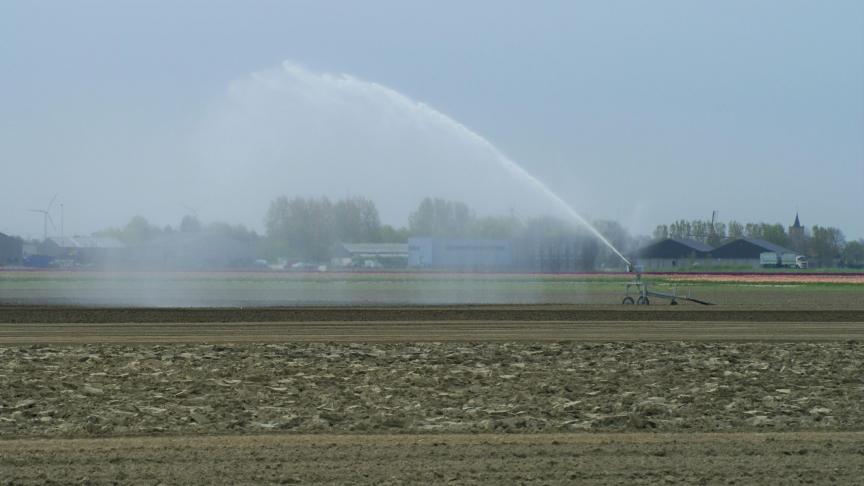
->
[1,305,863,484]
[4,432,863,485]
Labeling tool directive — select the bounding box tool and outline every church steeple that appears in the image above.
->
[789,212,805,253]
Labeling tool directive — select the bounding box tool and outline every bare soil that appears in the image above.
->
[1,305,862,484]
[2,341,862,439]
[3,432,863,485]
[2,305,864,344]
[2,304,864,324]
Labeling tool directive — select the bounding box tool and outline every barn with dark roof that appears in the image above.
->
[633,238,714,270]
[710,238,795,267]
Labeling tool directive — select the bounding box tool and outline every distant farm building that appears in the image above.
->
[331,243,409,268]
[710,238,795,267]
[39,236,126,266]
[633,238,713,270]
[408,237,512,270]
[0,232,24,265]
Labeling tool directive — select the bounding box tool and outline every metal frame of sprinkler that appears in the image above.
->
[622,264,713,306]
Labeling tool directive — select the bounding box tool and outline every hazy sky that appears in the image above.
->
[2,1,862,240]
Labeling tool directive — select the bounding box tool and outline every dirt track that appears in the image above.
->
[3,305,864,323]
[3,432,863,485]
[2,306,863,344]
[3,320,864,344]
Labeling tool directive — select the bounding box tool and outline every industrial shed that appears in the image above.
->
[710,238,795,267]
[633,238,714,270]
[331,243,408,268]
[39,236,126,265]
[408,237,511,270]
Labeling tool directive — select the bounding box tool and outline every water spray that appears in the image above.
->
[206,62,634,269]
[359,64,633,268]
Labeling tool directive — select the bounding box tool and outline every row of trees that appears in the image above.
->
[263,196,526,261]
[653,220,790,247]
[95,215,258,245]
[93,198,862,269]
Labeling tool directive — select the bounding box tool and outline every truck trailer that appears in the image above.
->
[760,252,807,269]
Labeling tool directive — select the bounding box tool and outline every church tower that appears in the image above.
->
[789,213,805,253]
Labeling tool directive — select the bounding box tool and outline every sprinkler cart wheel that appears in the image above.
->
[622,264,714,305]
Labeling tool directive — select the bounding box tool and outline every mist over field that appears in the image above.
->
[188,62,568,229]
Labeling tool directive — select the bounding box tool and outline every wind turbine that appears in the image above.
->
[28,194,58,241]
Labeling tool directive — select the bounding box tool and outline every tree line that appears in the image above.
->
[94,215,257,246]
[90,198,863,268]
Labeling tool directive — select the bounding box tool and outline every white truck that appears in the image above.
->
[760,252,808,269]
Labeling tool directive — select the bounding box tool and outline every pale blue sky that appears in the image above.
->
[2,1,862,239]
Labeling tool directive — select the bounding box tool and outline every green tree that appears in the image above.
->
[207,222,258,242]
[761,224,789,247]
[809,226,844,267]
[706,220,726,247]
[179,215,202,232]
[334,196,381,243]
[744,223,788,247]
[690,220,708,241]
[744,223,761,239]
[469,216,523,239]
[120,216,161,245]
[378,224,410,243]
[663,219,725,244]
[728,220,744,238]
[668,220,691,239]
[408,198,474,237]
[522,216,579,240]
[842,240,864,267]
[265,196,335,261]
[593,220,629,250]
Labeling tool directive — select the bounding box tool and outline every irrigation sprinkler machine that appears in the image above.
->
[622,263,713,306]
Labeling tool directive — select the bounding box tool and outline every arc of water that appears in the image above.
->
[234,62,634,267]
[366,72,631,267]
[440,122,632,267]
